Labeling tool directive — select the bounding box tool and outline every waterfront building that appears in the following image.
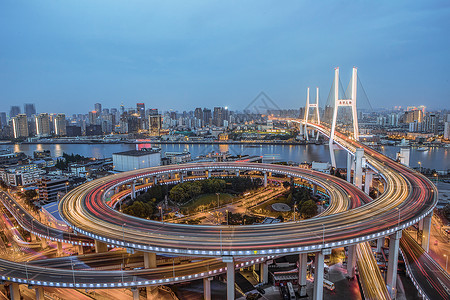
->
[11,114,29,138]
[54,113,67,136]
[35,113,51,137]
[112,148,161,172]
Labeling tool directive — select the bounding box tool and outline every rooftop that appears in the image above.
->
[113,148,161,157]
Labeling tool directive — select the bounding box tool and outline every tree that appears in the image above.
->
[300,200,318,219]
[24,190,37,200]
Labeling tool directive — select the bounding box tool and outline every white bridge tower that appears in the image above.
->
[329,67,359,167]
[304,87,320,141]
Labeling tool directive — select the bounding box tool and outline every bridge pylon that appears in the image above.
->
[304,87,320,141]
[329,67,359,167]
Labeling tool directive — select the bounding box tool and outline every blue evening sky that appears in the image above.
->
[0,1,449,114]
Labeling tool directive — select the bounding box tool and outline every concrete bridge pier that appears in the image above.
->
[364,171,374,194]
[263,172,268,187]
[57,241,63,256]
[260,262,268,284]
[131,287,139,300]
[421,213,432,252]
[347,152,352,182]
[354,148,364,189]
[131,180,136,199]
[298,253,308,297]
[313,248,330,300]
[9,283,20,300]
[223,256,235,300]
[203,277,212,300]
[35,286,44,300]
[94,240,108,253]
[376,237,385,252]
[386,230,402,298]
[347,245,357,278]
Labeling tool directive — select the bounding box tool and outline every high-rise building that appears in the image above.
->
[35,113,51,137]
[149,115,162,136]
[24,103,36,118]
[404,110,423,124]
[94,103,102,113]
[213,107,224,127]
[137,103,145,119]
[11,114,29,138]
[54,114,67,136]
[203,108,212,126]
[147,108,158,116]
[0,112,6,128]
[194,108,203,127]
[89,111,99,125]
[10,106,21,118]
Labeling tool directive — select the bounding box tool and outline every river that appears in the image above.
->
[1,143,448,171]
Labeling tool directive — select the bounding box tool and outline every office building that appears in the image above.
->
[10,106,21,118]
[38,177,69,203]
[137,103,145,119]
[213,107,225,127]
[203,108,212,126]
[11,114,29,138]
[24,103,36,118]
[35,113,51,137]
[94,103,102,113]
[149,114,162,136]
[0,112,6,128]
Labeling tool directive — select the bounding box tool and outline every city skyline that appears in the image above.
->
[1,1,449,114]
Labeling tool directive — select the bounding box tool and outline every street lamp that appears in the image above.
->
[293,205,297,222]
[418,161,421,173]
[65,182,69,194]
[226,209,229,226]
[159,206,163,222]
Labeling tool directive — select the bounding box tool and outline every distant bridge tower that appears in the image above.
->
[329,67,359,167]
[304,87,320,141]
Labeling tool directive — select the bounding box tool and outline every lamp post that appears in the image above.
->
[293,205,297,222]
[65,182,69,194]
[226,209,229,226]
[418,161,421,173]
[322,224,325,246]
[159,206,163,222]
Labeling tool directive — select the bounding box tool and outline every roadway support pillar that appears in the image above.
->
[115,187,119,194]
[131,180,136,200]
[143,252,157,269]
[236,170,240,177]
[260,262,268,284]
[376,237,384,252]
[347,245,357,278]
[207,169,211,179]
[354,148,364,189]
[298,253,307,297]
[35,286,44,300]
[422,213,432,252]
[387,230,402,298]
[77,244,84,255]
[313,248,330,300]
[364,171,373,195]
[94,240,108,253]
[132,287,139,300]
[153,176,157,185]
[223,256,235,300]
[263,172,268,187]
[57,241,63,256]
[347,152,352,182]
[9,283,20,300]
[203,277,212,300]
[313,184,317,195]
[180,172,184,183]
[30,233,37,241]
